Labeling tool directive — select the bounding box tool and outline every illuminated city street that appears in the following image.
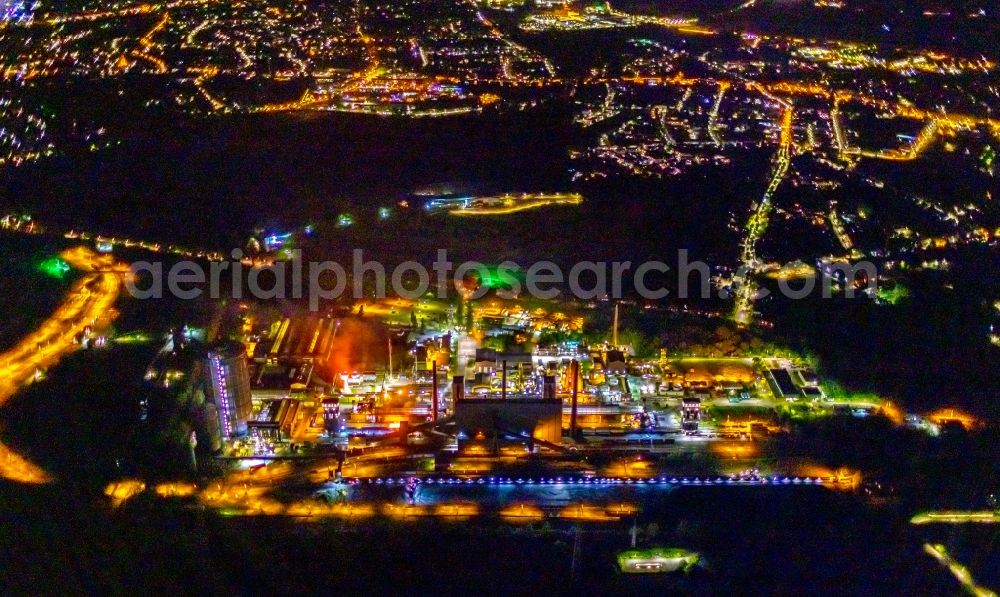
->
[733,104,793,326]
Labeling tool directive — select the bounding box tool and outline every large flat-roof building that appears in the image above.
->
[255,316,340,365]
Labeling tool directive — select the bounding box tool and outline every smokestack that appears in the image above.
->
[612,302,619,347]
[452,375,465,403]
[501,359,507,401]
[543,375,556,400]
[431,360,438,421]
[570,360,579,438]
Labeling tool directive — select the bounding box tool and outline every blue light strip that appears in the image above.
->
[211,356,233,438]
[346,475,832,486]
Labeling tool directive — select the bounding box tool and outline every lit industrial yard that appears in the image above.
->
[1,0,999,592]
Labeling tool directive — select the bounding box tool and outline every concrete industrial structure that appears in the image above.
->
[206,341,253,439]
[453,375,564,449]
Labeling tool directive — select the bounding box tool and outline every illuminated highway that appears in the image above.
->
[0,247,126,484]
[923,543,997,597]
[732,103,794,327]
[447,193,584,216]
[911,511,1000,525]
[128,12,171,74]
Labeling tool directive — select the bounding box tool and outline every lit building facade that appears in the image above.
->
[206,341,253,439]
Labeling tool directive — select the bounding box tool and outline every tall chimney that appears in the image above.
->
[501,359,507,401]
[570,360,579,438]
[452,375,465,403]
[431,360,438,421]
[612,302,619,347]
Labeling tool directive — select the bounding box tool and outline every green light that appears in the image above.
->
[337,213,353,227]
[38,257,70,279]
[876,283,909,305]
[617,548,699,574]
[378,207,391,220]
[476,264,525,290]
[981,145,995,168]
[113,332,153,344]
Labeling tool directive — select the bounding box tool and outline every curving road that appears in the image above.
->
[0,246,126,484]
